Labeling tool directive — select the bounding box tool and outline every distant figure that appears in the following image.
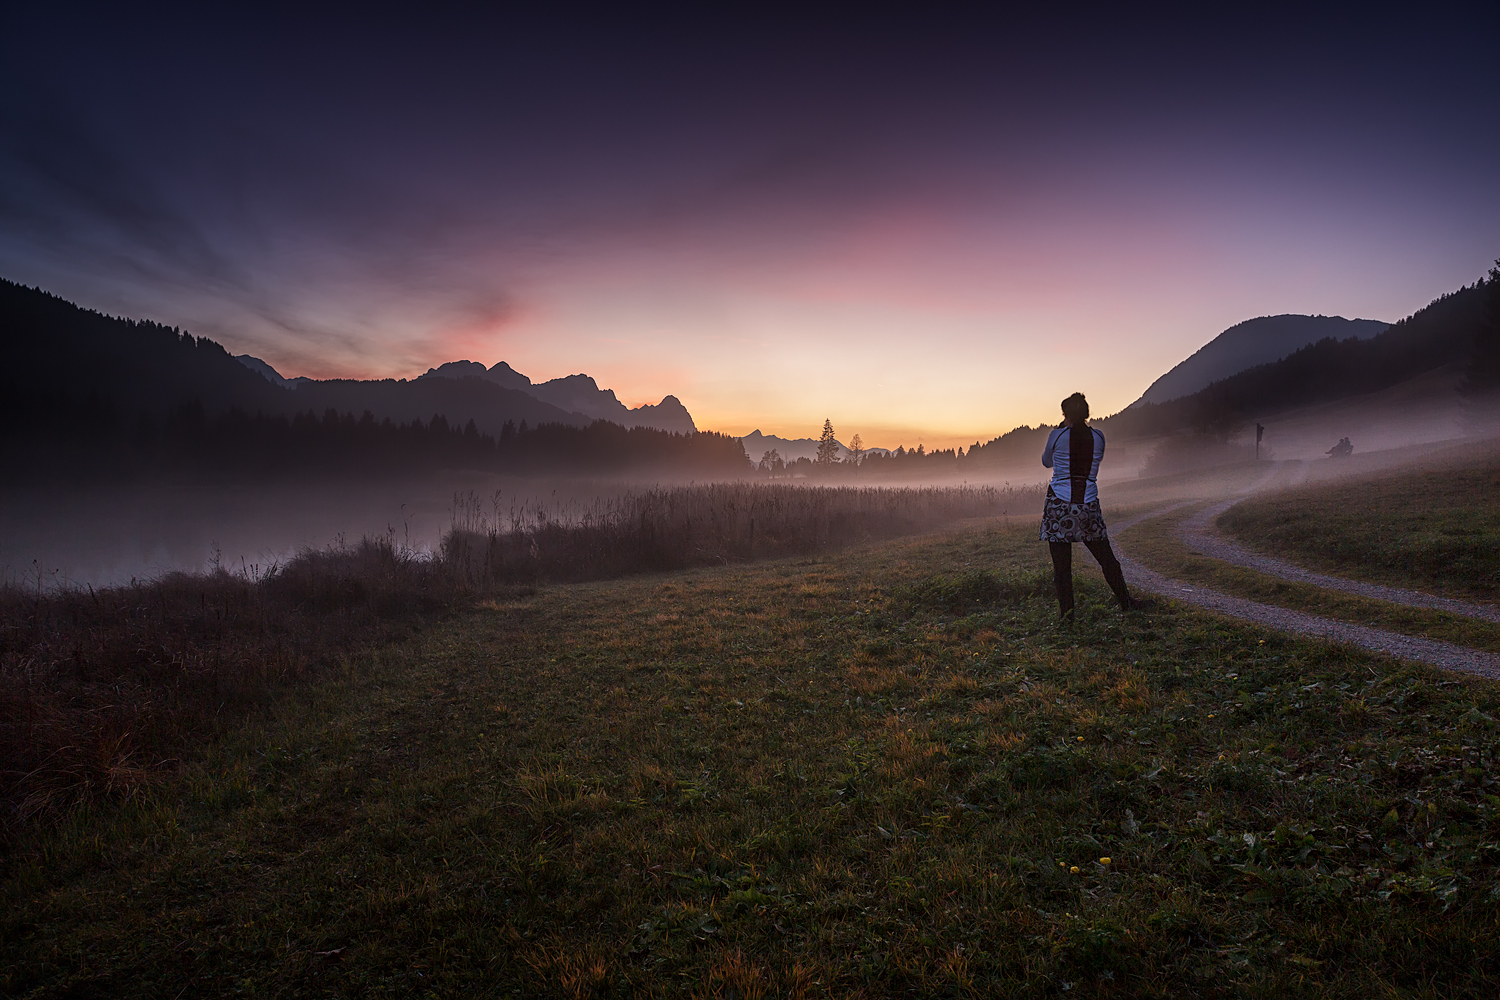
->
[1039,392,1143,619]
[1326,437,1353,458]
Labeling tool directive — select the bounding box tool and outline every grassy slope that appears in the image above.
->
[1218,461,1500,603]
[5,521,1500,998]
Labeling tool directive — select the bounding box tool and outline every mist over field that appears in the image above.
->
[7,417,1493,590]
[6,360,1495,591]
[1,466,1057,589]
[1,474,487,588]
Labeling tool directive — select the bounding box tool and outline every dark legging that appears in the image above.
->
[1048,539,1132,617]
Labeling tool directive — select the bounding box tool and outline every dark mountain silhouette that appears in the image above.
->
[0,276,700,441]
[0,278,741,481]
[630,395,697,434]
[228,354,583,432]
[961,274,1493,474]
[421,359,532,392]
[416,359,697,433]
[2,280,285,419]
[234,354,312,389]
[1102,278,1491,440]
[1130,314,1389,407]
[523,373,631,422]
[9,268,1492,486]
[0,279,591,437]
[739,430,837,463]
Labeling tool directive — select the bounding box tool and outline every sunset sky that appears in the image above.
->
[2,6,1497,449]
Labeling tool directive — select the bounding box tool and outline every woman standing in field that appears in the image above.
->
[1040,392,1140,619]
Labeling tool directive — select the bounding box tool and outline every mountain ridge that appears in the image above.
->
[415,359,697,433]
[0,278,699,447]
[1131,314,1390,407]
[1104,280,1492,440]
[233,355,697,435]
[739,429,892,463]
[0,278,746,482]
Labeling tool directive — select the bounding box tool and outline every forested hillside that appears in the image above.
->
[1132,314,1389,407]
[0,280,743,481]
[1101,275,1495,440]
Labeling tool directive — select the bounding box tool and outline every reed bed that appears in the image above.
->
[441,481,1040,584]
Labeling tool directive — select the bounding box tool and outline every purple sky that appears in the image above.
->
[2,5,1497,448]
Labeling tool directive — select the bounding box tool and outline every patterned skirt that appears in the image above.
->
[1039,487,1109,542]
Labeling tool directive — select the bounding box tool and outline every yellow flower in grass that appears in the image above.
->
[1099,857,1111,865]
[1070,866,1080,874]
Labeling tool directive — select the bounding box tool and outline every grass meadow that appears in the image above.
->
[5,506,1500,997]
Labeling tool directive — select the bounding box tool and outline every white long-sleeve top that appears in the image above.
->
[1041,424,1105,503]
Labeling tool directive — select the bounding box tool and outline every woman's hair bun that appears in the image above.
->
[1061,392,1090,424]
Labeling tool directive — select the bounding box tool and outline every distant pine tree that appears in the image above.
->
[816,419,839,466]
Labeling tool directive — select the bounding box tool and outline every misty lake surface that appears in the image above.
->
[0,473,634,589]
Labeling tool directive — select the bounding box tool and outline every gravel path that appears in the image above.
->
[1178,499,1500,624]
[1108,496,1500,679]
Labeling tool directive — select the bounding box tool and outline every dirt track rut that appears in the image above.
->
[1107,471,1500,679]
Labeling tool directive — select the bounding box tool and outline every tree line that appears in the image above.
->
[0,393,751,483]
[754,417,1043,480]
